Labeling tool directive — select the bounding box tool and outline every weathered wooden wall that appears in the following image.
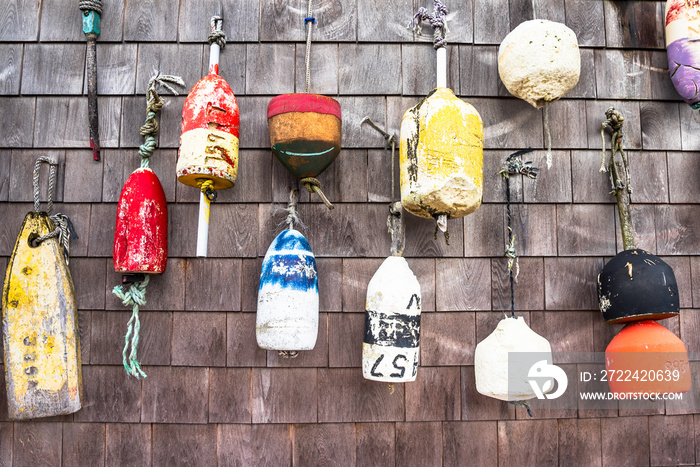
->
[1,0,699,465]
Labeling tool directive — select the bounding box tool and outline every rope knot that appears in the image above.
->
[408,0,449,49]
[139,73,184,168]
[79,0,102,15]
[113,276,150,379]
[197,179,217,202]
[208,15,227,49]
[300,177,334,210]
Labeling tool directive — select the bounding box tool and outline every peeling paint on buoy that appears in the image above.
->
[399,87,483,222]
[256,229,319,351]
[474,316,552,401]
[498,20,580,108]
[362,256,421,382]
[665,0,700,105]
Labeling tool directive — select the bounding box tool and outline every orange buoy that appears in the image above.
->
[606,320,691,397]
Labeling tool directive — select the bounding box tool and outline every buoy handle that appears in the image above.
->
[208,16,225,75]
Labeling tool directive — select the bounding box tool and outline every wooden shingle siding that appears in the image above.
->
[0,0,698,465]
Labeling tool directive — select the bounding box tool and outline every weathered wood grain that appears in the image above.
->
[185,259,241,311]
[509,204,558,256]
[628,151,669,203]
[227,312,267,367]
[62,423,106,467]
[403,213,465,257]
[571,150,616,204]
[245,43,295,95]
[342,258,382,311]
[105,258,186,311]
[172,312,226,366]
[406,366,460,421]
[546,100,588,149]
[218,424,292,467]
[318,368,405,422]
[416,0,473,44]
[483,150,523,204]
[544,257,605,310]
[498,420,558,465]
[22,44,85,95]
[179,0,260,42]
[141,367,209,423]
[473,0,509,44]
[207,203,259,257]
[311,149,369,204]
[460,45,507,98]
[557,204,616,256]
[367,149,393,202]
[339,44,402,95]
[469,97,544,149]
[564,0,604,47]
[656,205,700,255]
[356,423,395,467]
[0,0,40,41]
[208,368,252,423]
[0,98,35,148]
[0,150,9,201]
[252,368,318,423]
[509,0,564,29]
[147,96,185,149]
[680,308,700,355]
[106,423,152,467]
[13,422,62,466]
[665,362,700,415]
[402,44,459,96]
[357,0,412,42]
[567,48,597,99]
[63,149,103,202]
[201,43,246,95]
[40,0,124,41]
[293,423,356,467]
[650,50,682,101]
[595,50,653,101]
[436,258,491,311]
[71,257,107,310]
[51,203,90,257]
[660,256,691,308]
[238,96,273,149]
[522,150,572,202]
[530,311,594,362]
[135,44,203,95]
[0,44,21,95]
[601,417,650,467]
[396,422,442,466]
[492,257,545,311]
[679,105,700,151]
[90,311,172,366]
[124,0,178,41]
[82,44,138,95]
[667,152,700,204]
[420,312,475,365]
[78,310,90,364]
[443,421,497,467]
[328,313,363,368]
[9,149,65,203]
[0,423,11,466]
[266,313,329,368]
[240,258,263,312]
[604,1,664,49]
[261,0,356,42]
[33,97,87,148]
[649,415,696,466]
[74,366,141,422]
[295,43,338,95]
[152,424,217,466]
[641,102,681,151]
[0,203,31,256]
[558,419,602,467]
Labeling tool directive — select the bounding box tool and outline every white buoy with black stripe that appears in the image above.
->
[362,256,421,382]
[256,229,319,351]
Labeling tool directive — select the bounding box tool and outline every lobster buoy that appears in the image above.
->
[498,20,580,108]
[2,157,82,419]
[256,229,319,351]
[474,317,552,401]
[362,256,421,382]
[399,87,484,229]
[267,93,341,209]
[606,320,692,397]
[598,249,679,324]
[178,16,239,257]
[113,168,168,274]
[665,0,700,105]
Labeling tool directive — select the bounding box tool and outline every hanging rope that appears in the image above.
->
[408,0,449,49]
[304,0,315,92]
[139,73,185,168]
[601,107,636,250]
[78,0,102,15]
[31,157,77,263]
[208,15,226,49]
[300,177,334,209]
[286,189,301,230]
[498,149,537,318]
[362,117,406,256]
[113,276,150,378]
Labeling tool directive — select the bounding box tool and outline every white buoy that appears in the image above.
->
[474,316,553,401]
[362,256,421,382]
[256,229,319,351]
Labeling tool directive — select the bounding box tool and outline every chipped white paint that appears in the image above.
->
[498,20,580,108]
[256,229,319,351]
[474,316,552,401]
[362,257,421,382]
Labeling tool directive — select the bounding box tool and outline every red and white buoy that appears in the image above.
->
[178,16,239,257]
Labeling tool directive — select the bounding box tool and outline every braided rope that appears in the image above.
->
[304,0,315,92]
[286,189,301,230]
[79,0,102,15]
[408,0,449,49]
[208,16,226,49]
[33,157,57,215]
[113,276,150,379]
[139,73,184,168]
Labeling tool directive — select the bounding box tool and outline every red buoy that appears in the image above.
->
[113,168,168,274]
[606,320,691,397]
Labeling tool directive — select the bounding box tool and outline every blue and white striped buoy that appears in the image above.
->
[256,229,319,351]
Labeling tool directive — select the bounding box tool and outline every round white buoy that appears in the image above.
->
[498,20,581,108]
[474,316,552,401]
[256,229,319,351]
[362,256,422,382]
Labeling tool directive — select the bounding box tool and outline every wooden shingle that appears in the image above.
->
[218,424,292,467]
[557,204,617,256]
[405,366,460,421]
[266,313,329,368]
[420,312,475,366]
[0,0,41,41]
[151,424,217,466]
[492,257,545,311]
[135,44,203,95]
[105,258,187,311]
[339,44,402,95]
[459,45,506,98]
[601,417,651,467]
[328,313,364,367]
[357,0,412,42]
[293,423,356,467]
[564,0,605,47]
[356,423,395,467]
[141,367,209,424]
[443,421,497,467]
[473,0,509,45]
[546,100,589,149]
[656,205,700,255]
[649,415,696,466]
[557,419,602,467]
[595,50,653,100]
[604,1,664,49]
[530,311,595,362]
[668,151,700,203]
[261,0,356,42]
[508,204,558,256]
[402,44,459,96]
[0,423,11,467]
[74,366,141,423]
[71,257,107,310]
[106,423,152,467]
[178,0,259,42]
[252,368,318,423]
[0,44,21,95]
[172,312,227,366]
[22,44,85,95]
[641,102,682,151]
[90,311,172,366]
[544,257,604,310]
[436,258,491,311]
[124,0,179,42]
[245,43,295,95]
[498,420,558,466]
[227,312,268,367]
[396,422,442,466]
[62,423,105,467]
[522,151,572,203]
[185,259,241,311]
[295,43,339,95]
[568,48,597,99]
[13,422,62,466]
[470,97,544,149]
[208,368,253,423]
[9,149,65,203]
[0,98,35,148]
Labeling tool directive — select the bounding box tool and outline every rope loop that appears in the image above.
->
[113,276,150,379]
[408,0,449,49]
[139,73,184,168]
[33,157,58,215]
[198,179,217,202]
[301,177,334,210]
[79,0,102,15]
[208,15,227,49]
